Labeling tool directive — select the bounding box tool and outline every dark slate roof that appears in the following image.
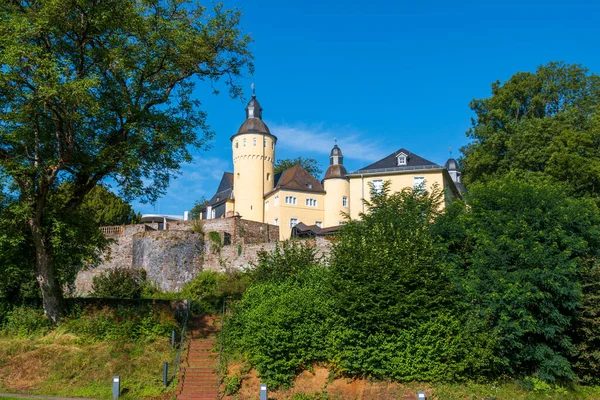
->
[349,148,442,175]
[205,172,234,208]
[445,158,459,170]
[271,165,325,193]
[291,222,341,238]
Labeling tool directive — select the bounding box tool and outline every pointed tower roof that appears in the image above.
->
[231,89,277,141]
[324,144,348,180]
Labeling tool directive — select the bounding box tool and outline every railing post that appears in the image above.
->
[163,362,168,387]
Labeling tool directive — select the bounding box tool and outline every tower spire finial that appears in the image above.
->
[251,82,255,97]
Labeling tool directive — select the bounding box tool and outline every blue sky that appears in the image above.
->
[134,0,600,215]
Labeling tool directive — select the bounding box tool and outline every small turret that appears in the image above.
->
[324,144,348,180]
[323,143,350,227]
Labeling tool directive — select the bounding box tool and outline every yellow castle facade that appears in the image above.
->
[201,94,464,240]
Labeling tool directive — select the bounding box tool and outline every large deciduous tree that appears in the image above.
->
[460,62,600,198]
[0,0,252,323]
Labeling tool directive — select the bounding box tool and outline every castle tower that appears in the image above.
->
[231,92,277,222]
[323,144,350,227]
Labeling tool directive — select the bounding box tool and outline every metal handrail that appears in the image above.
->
[217,299,226,398]
[171,300,191,395]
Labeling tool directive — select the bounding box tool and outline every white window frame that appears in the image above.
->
[306,198,317,207]
[342,196,348,207]
[274,196,279,206]
[243,138,246,147]
[265,201,269,211]
[315,221,322,228]
[397,152,407,166]
[264,138,267,147]
[290,218,298,229]
[285,196,297,205]
[253,138,257,146]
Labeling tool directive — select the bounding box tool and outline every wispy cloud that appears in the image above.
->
[133,155,230,215]
[268,122,386,163]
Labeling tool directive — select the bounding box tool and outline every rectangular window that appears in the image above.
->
[342,196,348,207]
[290,218,298,229]
[372,179,384,194]
[285,196,297,205]
[339,221,345,226]
[306,198,317,207]
[274,196,279,206]
[253,138,257,146]
[265,201,269,211]
[274,218,278,226]
[315,221,322,228]
[264,139,267,147]
[413,176,426,190]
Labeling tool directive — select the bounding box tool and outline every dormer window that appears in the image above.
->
[397,152,407,166]
[307,183,313,189]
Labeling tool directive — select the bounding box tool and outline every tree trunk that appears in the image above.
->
[30,220,65,324]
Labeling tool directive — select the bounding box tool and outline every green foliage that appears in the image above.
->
[571,262,600,384]
[0,306,50,337]
[208,231,223,252]
[223,374,243,395]
[91,268,147,299]
[61,305,178,342]
[190,197,209,220]
[81,185,140,226]
[180,271,249,314]
[291,392,329,400]
[225,264,333,388]
[328,314,500,382]
[249,241,322,284]
[274,157,323,179]
[0,0,252,321]
[461,61,600,199]
[435,174,600,382]
[329,182,455,334]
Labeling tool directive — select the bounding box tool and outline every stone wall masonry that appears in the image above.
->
[132,230,204,292]
[74,217,281,294]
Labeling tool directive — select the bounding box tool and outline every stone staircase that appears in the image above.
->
[176,315,220,400]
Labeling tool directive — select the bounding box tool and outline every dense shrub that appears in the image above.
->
[249,241,322,285]
[61,304,179,341]
[0,306,50,337]
[328,314,501,382]
[226,263,333,388]
[180,270,249,314]
[435,174,600,382]
[329,183,457,335]
[91,267,147,299]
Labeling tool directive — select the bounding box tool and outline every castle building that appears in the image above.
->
[201,94,463,240]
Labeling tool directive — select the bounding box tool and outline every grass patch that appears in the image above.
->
[0,333,175,399]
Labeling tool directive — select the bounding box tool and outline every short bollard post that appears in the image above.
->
[260,383,268,400]
[163,362,168,387]
[112,376,120,399]
[171,330,176,348]
[417,390,427,400]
